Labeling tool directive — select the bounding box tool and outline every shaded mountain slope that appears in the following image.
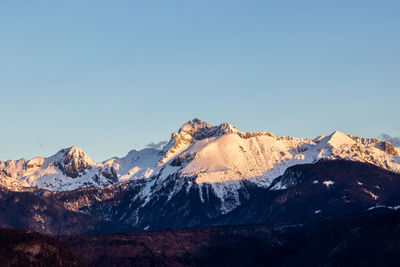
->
[0,187,115,235]
[1,159,400,235]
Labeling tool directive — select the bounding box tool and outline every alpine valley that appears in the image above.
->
[2,119,400,266]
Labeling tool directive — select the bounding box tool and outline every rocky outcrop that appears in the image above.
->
[54,147,94,178]
[94,166,119,185]
[377,141,398,156]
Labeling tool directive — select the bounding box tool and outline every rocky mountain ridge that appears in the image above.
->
[1,119,399,195]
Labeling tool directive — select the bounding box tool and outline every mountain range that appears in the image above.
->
[1,118,399,193]
[1,119,400,265]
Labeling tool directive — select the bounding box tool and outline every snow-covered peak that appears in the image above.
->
[25,157,45,170]
[158,119,240,166]
[55,146,93,162]
[103,148,161,180]
[49,146,89,162]
[319,131,356,149]
[177,118,212,139]
[48,146,95,178]
[178,119,240,140]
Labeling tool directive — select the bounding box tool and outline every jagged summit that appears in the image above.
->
[51,146,93,165]
[51,146,94,178]
[317,131,399,156]
[178,118,212,137]
[175,118,239,141]
[157,119,241,166]
[323,131,355,148]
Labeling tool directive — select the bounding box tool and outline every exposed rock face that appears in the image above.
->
[158,119,276,166]
[54,147,94,178]
[94,166,119,185]
[24,157,44,170]
[157,119,212,166]
[0,187,106,235]
[377,141,398,156]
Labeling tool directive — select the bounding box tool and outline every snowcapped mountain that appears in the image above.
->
[0,146,116,191]
[1,118,400,234]
[0,118,399,195]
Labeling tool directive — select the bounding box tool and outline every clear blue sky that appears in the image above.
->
[1,0,399,162]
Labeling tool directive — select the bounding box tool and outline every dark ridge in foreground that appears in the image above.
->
[61,209,400,267]
[2,208,400,267]
[0,229,81,267]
